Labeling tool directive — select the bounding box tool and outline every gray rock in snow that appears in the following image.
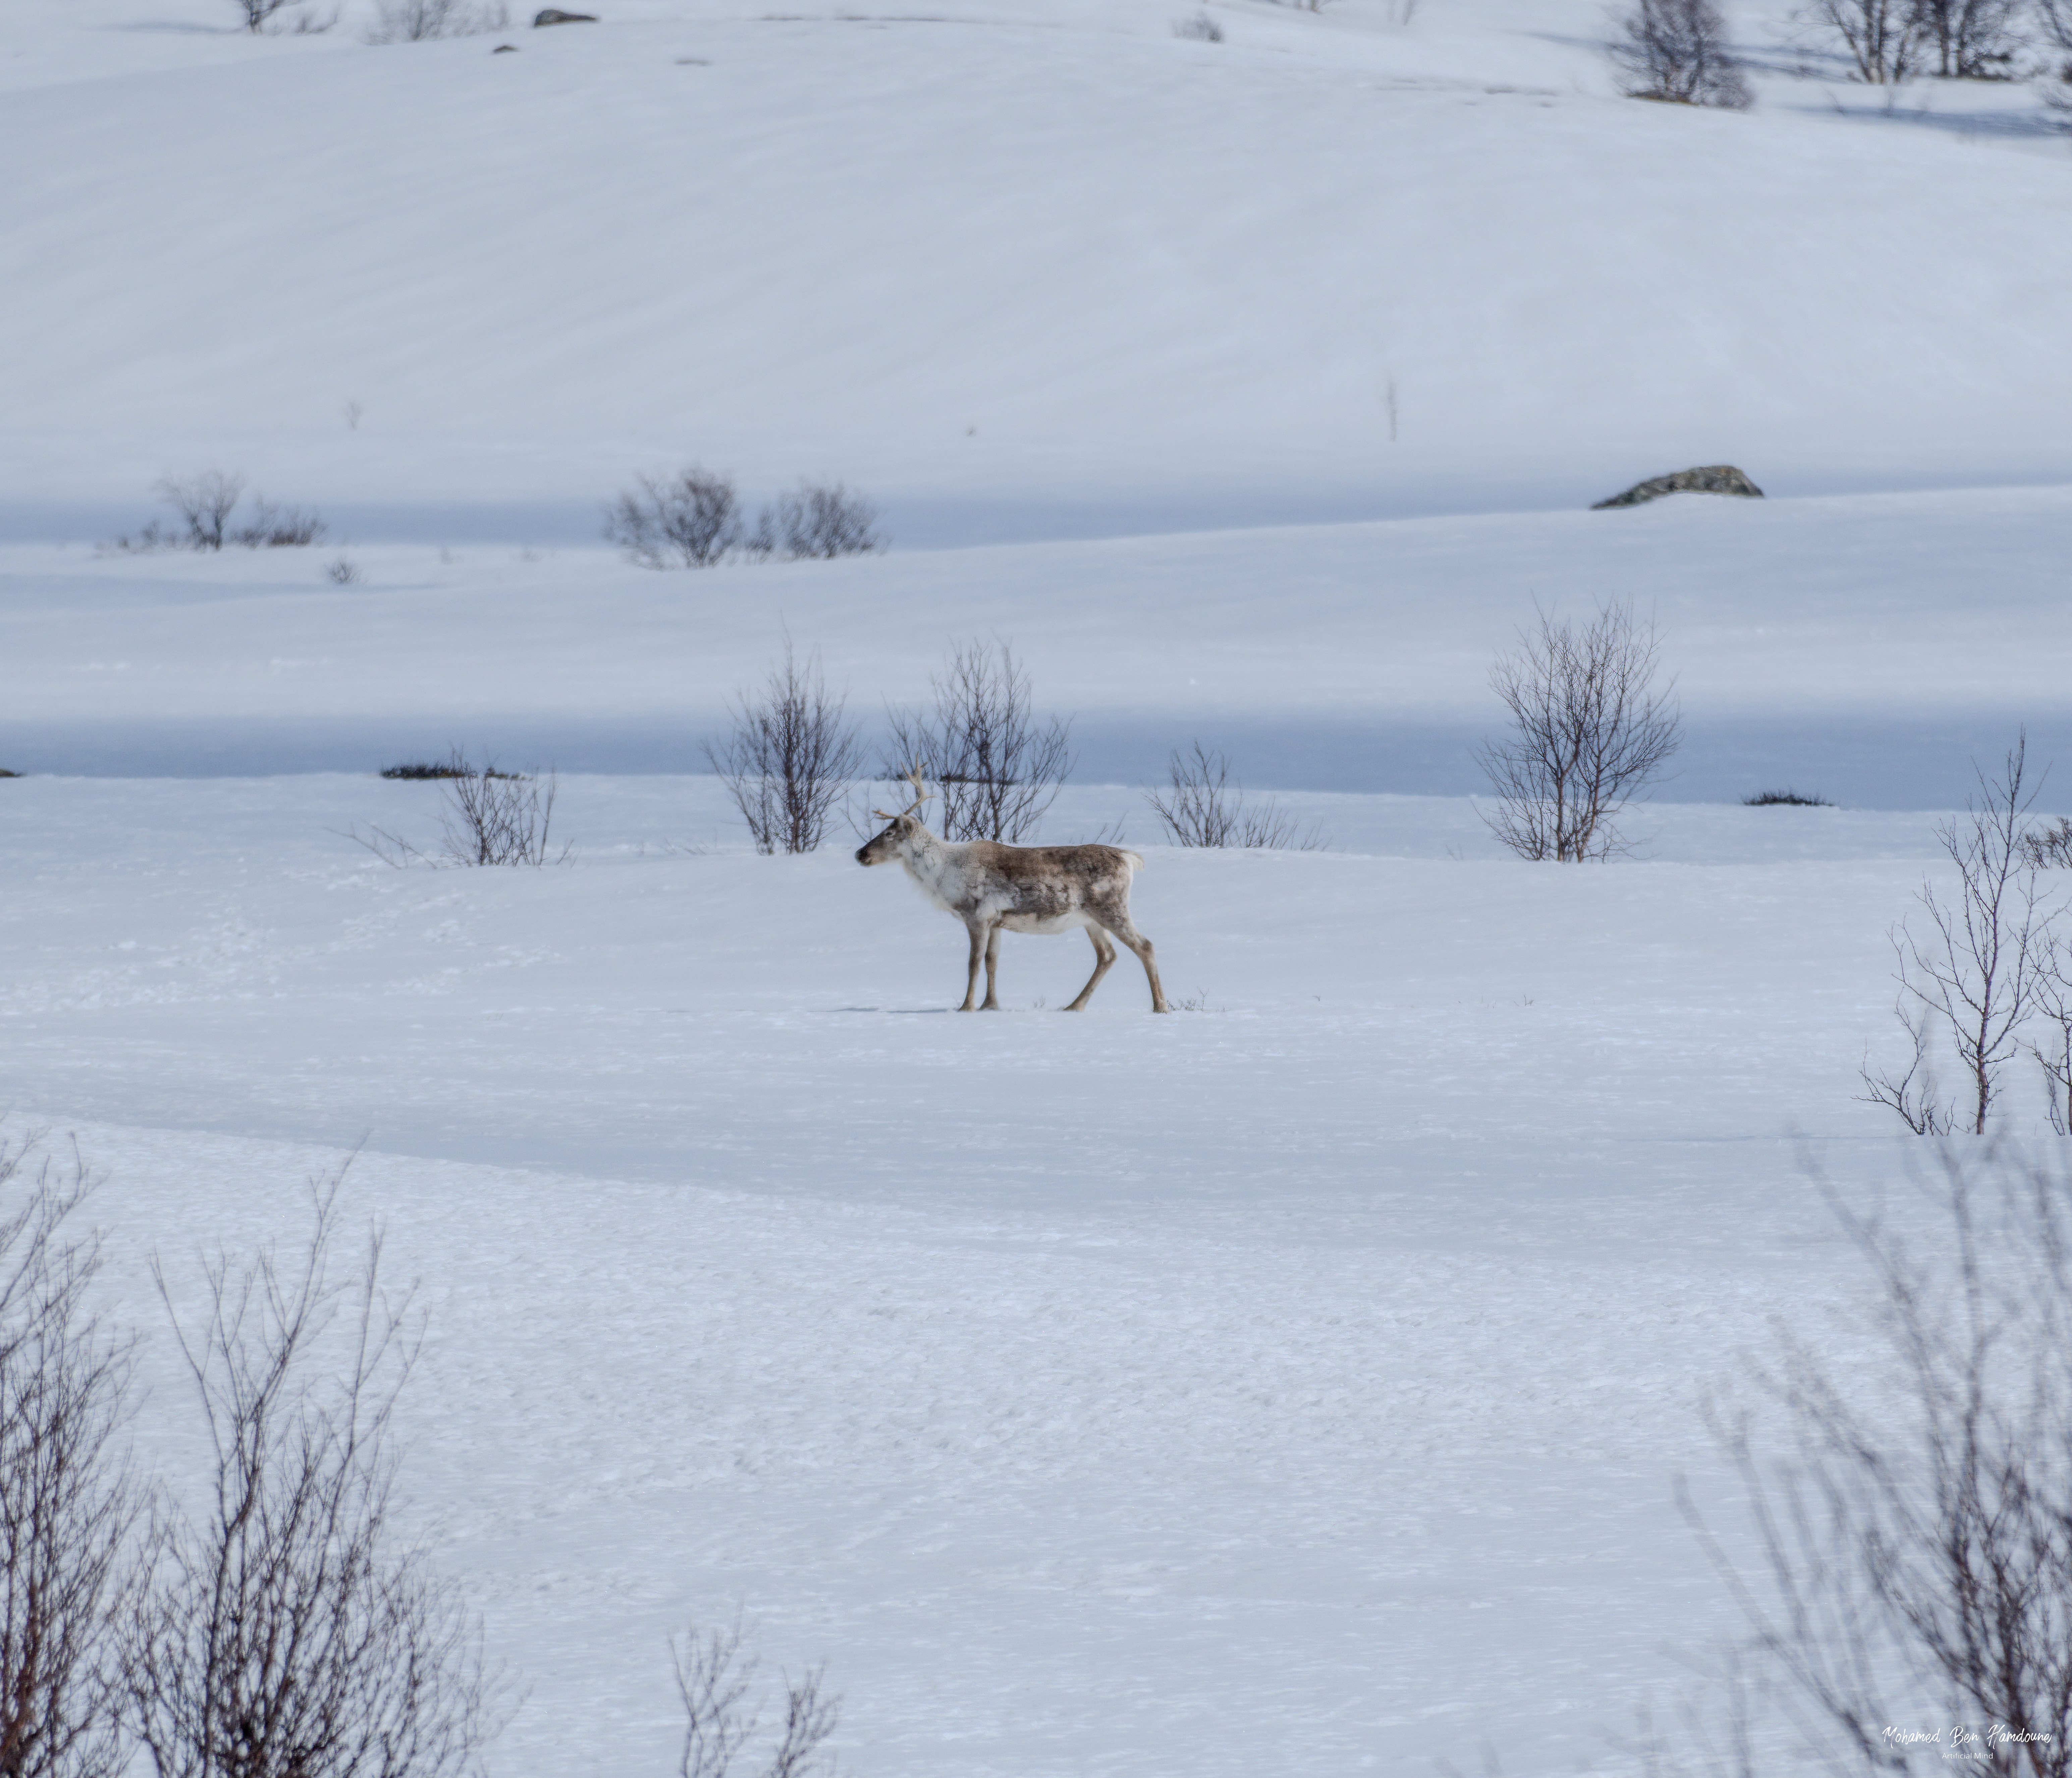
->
[532,7,598,23]
[1591,465,1764,509]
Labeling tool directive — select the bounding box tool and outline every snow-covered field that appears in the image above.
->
[0,773,1972,1775]
[4,0,2070,1768]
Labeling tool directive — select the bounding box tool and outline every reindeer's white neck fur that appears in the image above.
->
[894,824,972,914]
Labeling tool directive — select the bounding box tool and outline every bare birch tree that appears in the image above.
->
[1801,0,1924,82]
[1610,0,1754,106]
[125,1176,493,1778]
[0,1136,140,1778]
[706,639,861,854]
[1862,738,2045,1137]
[1909,0,2022,77]
[1144,743,1321,849]
[883,641,1071,843]
[672,1622,838,1778]
[1473,601,1680,862]
[1685,1144,2072,1776]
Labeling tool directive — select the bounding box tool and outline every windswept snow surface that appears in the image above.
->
[0,773,1983,1775]
[5,0,2071,1766]
[5,481,2070,802]
[4,0,2072,541]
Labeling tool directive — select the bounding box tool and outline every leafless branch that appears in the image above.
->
[1799,0,1925,83]
[0,1134,142,1778]
[1472,600,1680,863]
[706,639,862,854]
[669,1623,837,1778]
[882,640,1071,843]
[126,1171,495,1778]
[1610,0,1754,107]
[1686,1144,2072,1775]
[1865,737,2046,1136]
[1144,742,1326,849]
[604,469,742,570]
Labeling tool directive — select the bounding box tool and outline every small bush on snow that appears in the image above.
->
[1609,0,1753,108]
[1173,12,1224,41]
[605,468,883,569]
[366,0,510,42]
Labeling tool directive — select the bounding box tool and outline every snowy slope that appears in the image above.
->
[0,773,1982,1776]
[4,481,2069,802]
[3,0,2070,543]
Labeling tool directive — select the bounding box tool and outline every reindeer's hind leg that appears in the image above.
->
[1064,925,1116,1011]
[959,920,987,1011]
[1096,905,1170,1014]
[981,923,1002,1011]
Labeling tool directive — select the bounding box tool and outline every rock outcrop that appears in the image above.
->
[1591,465,1763,510]
[532,7,598,23]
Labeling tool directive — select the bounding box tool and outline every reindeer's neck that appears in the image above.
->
[898,825,966,905]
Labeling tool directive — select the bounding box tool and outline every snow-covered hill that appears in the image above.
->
[0,772,1979,1777]
[4,0,2069,544]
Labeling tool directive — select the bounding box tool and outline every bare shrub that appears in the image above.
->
[1861,738,2043,1137]
[233,500,327,549]
[346,752,564,866]
[1685,1144,2072,1776]
[154,474,243,553]
[672,1621,838,1778]
[112,478,325,553]
[1910,0,2022,76]
[1801,0,1924,82]
[126,1175,495,1778]
[1611,0,1754,106]
[2038,0,2072,112]
[325,556,361,586]
[1743,788,1832,807]
[2022,815,2072,868]
[604,468,742,570]
[705,640,861,855]
[1473,600,1680,863]
[437,753,565,866]
[748,484,882,561]
[883,641,1071,843]
[1145,742,1324,849]
[229,0,299,30]
[0,1135,142,1778]
[365,0,509,39]
[1172,11,1224,39]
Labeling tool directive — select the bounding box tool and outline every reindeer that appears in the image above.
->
[855,771,1170,1013]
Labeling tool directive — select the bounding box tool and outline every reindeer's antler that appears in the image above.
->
[872,763,934,822]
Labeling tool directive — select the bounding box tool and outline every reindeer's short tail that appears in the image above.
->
[1119,850,1145,872]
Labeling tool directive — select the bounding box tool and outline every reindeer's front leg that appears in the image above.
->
[982,924,1002,1011]
[959,920,986,1011]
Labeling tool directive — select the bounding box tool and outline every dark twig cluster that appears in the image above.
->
[1473,600,1681,863]
[0,1136,139,1778]
[109,476,326,554]
[347,751,566,868]
[883,641,1072,843]
[605,469,881,570]
[125,1175,494,1778]
[1862,739,2047,1136]
[1611,0,1754,106]
[1144,742,1324,850]
[1687,1144,2072,1776]
[672,1621,839,1778]
[706,640,863,855]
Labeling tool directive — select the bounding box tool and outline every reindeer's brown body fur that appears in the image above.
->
[856,811,1170,1013]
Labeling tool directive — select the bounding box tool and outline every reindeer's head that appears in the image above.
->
[855,767,933,866]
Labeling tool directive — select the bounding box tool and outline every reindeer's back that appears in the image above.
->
[963,841,1139,918]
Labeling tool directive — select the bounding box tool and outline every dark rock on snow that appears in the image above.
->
[532,7,598,23]
[1591,465,1764,509]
